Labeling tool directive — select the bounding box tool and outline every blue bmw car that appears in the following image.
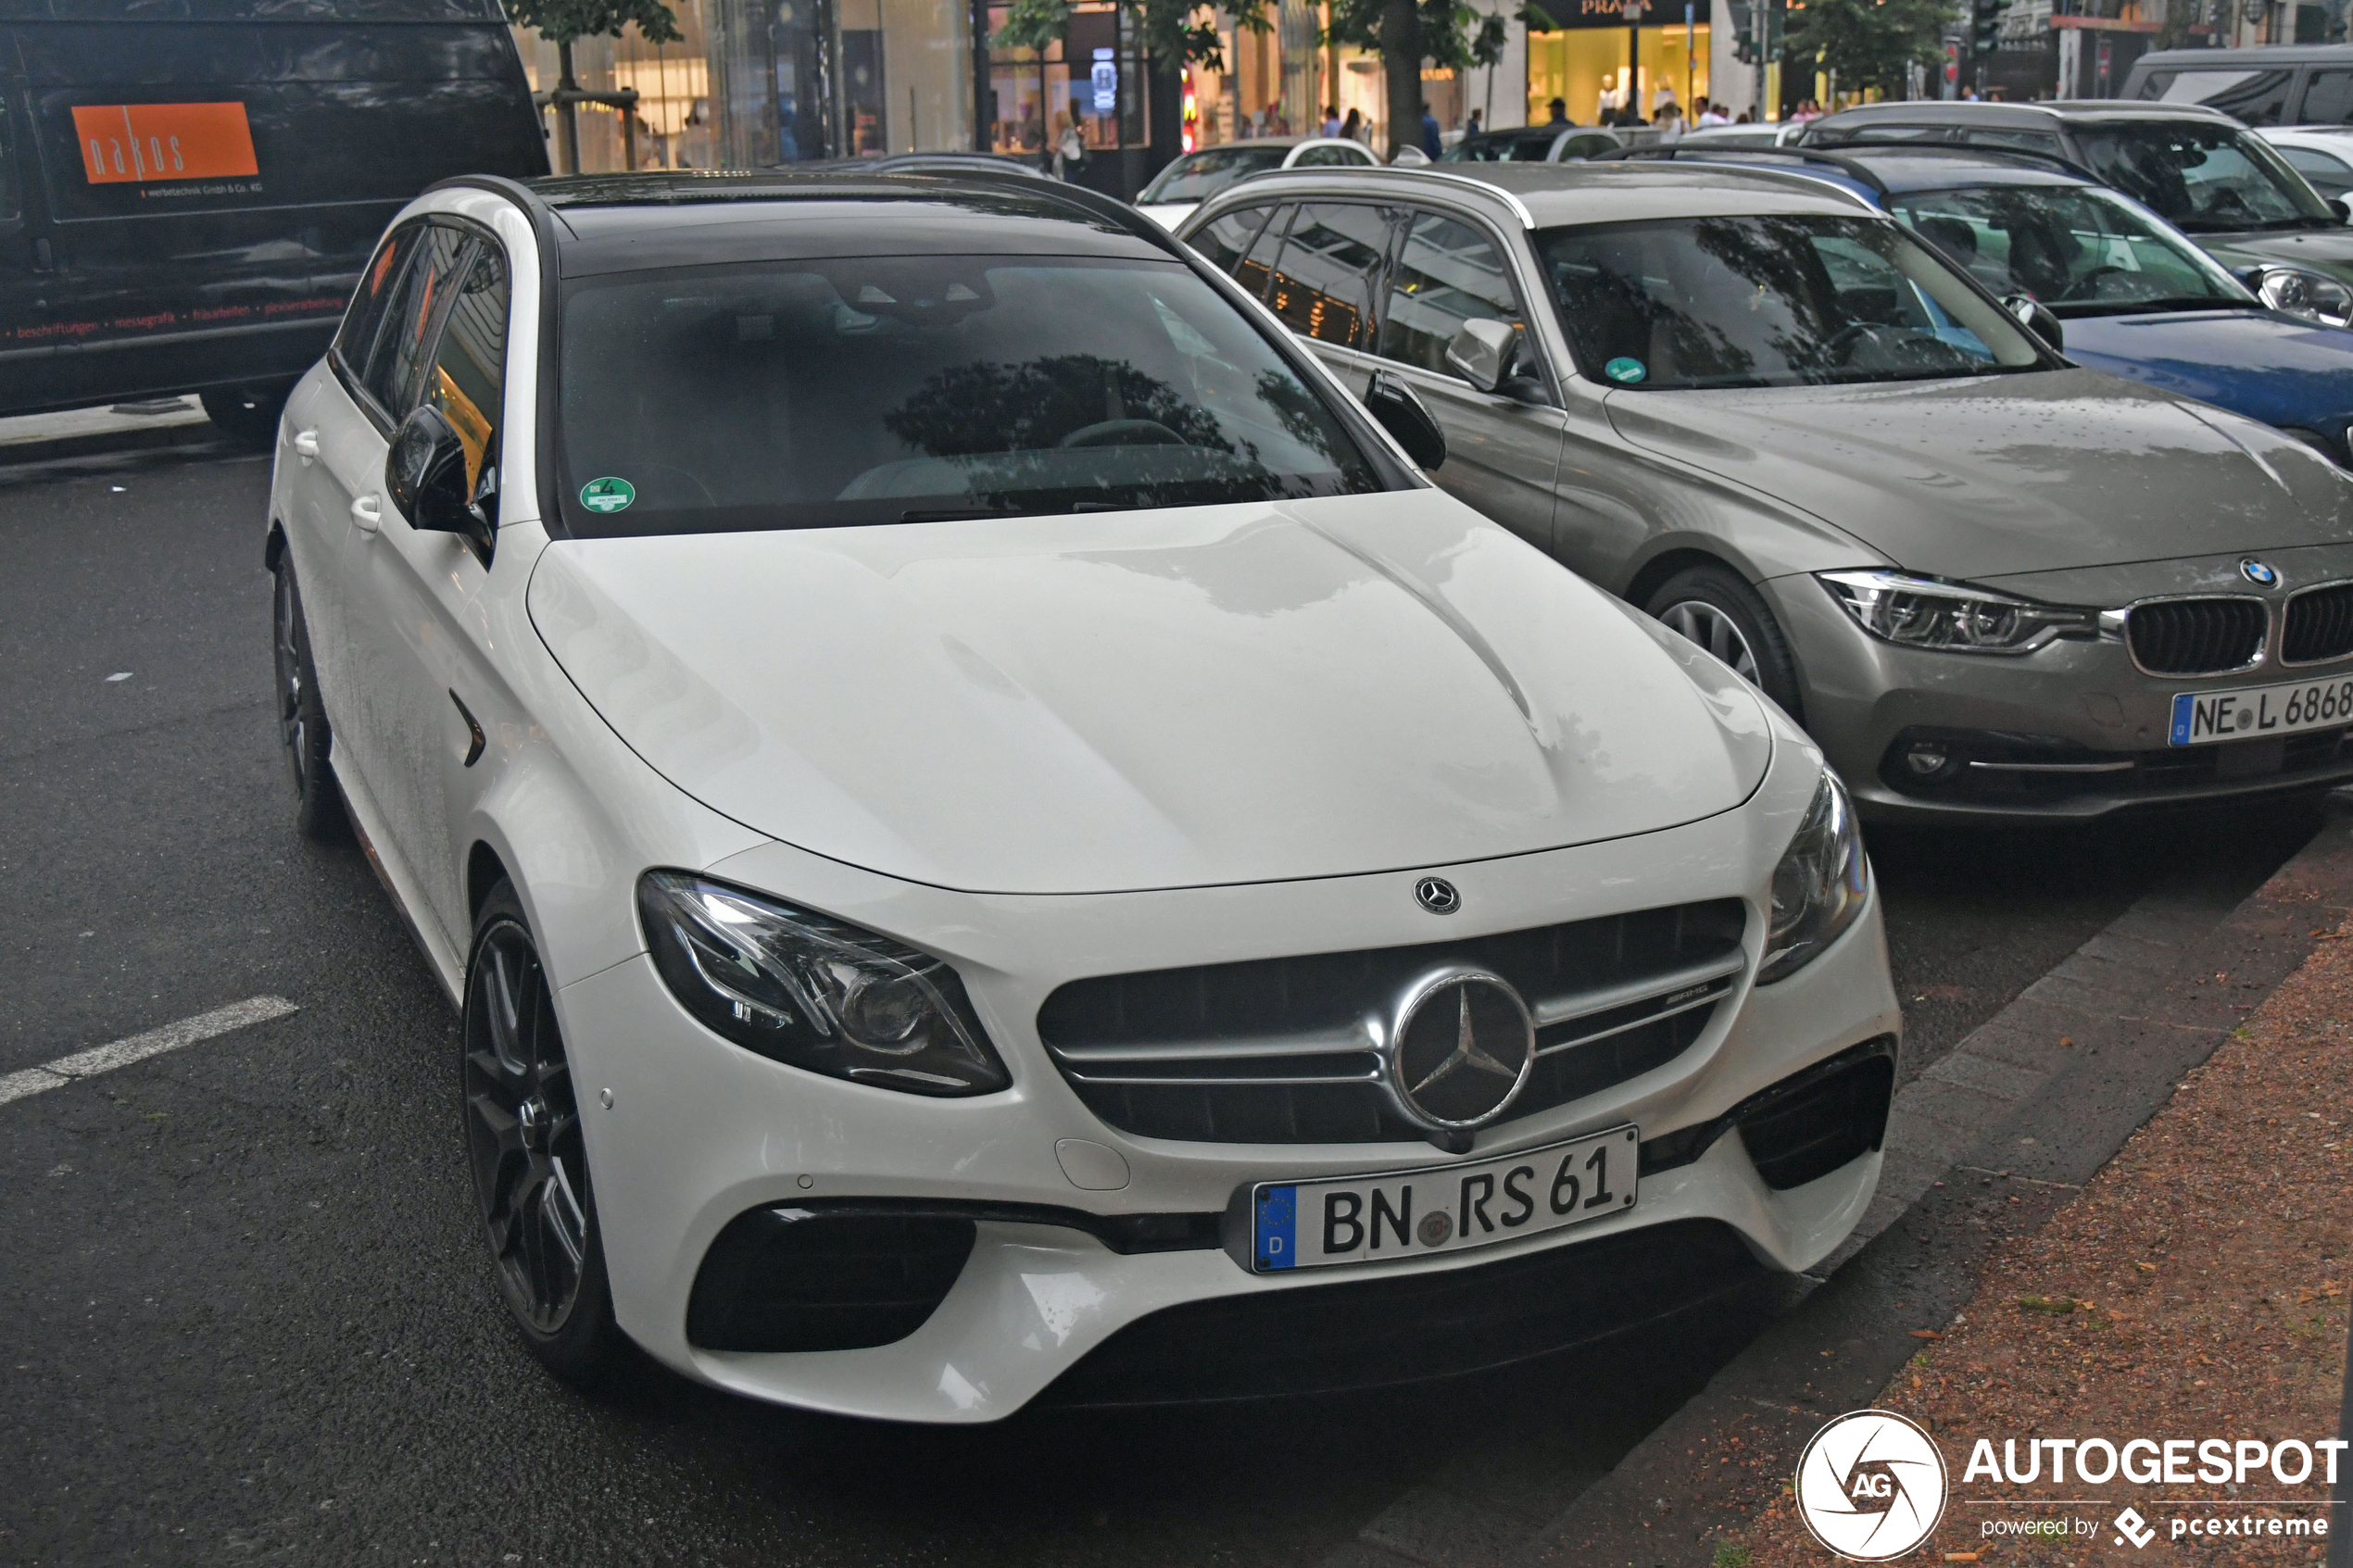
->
[1611,144,2353,465]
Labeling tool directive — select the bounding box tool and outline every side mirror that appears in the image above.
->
[2331,196,2351,223]
[2001,292,2064,355]
[386,405,492,553]
[1390,144,1432,167]
[1445,318,1515,393]
[1365,371,1446,470]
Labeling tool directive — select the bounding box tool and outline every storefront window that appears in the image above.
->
[1526,0,1708,127]
[986,2,1144,158]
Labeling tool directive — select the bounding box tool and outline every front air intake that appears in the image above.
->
[2125,598,2266,676]
[686,1206,975,1353]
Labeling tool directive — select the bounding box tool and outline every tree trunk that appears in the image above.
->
[1380,0,1418,160]
[557,37,582,176]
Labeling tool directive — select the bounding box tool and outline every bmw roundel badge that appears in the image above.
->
[2241,558,2281,588]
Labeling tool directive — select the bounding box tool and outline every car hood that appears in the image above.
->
[2199,227,2353,287]
[2060,308,2353,433]
[1606,368,2353,580]
[525,493,1773,896]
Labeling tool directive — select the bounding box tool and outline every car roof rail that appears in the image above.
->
[1596,144,1894,195]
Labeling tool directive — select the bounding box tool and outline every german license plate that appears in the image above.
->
[2170,676,2353,746]
[1250,1125,1640,1273]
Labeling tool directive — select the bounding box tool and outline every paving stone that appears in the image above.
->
[1879,1105,1982,1166]
[1919,1049,2046,1101]
[1889,1075,2017,1133]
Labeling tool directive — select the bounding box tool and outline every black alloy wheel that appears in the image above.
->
[461,882,622,1383]
[271,557,348,842]
[1643,561,1806,721]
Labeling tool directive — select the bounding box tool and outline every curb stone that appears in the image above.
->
[1315,798,2353,1568]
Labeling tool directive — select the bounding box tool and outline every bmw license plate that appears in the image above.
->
[1250,1125,1640,1273]
[2170,675,2353,746]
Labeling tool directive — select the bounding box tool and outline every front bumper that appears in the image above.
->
[1764,552,2353,823]
[551,765,1901,1424]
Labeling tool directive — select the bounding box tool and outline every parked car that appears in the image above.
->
[1134,136,1377,228]
[1441,124,1627,163]
[1673,122,1807,150]
[1615,143,2353,463]
[268,168,1900,1420]
[0,0,545,444]
[1176,161,2353,822]
[2121,44,2353,128]
[1799,102,2353,328]
[2258,126,2353,200]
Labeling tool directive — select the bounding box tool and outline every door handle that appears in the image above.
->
[350,494,383,534]
[293,429,320,461]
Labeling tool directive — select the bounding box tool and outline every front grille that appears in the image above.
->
[2125,598,2267,675]
[2284,583,2353,666]
[1038,1218,1766,1406]
[1038,900,1747,1145]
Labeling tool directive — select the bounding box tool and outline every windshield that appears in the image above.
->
[2072,125,2334,233]
[1889,183,2252,316]
[1535,214,2047,390]
[1141,147,1288,204]
[1441,132,1558,163]
[555,255,1386,537]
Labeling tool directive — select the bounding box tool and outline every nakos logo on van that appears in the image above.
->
[1793,1410,1949,1561]
[72,103,258,186]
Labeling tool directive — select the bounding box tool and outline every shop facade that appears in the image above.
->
[1526,0,1708,125]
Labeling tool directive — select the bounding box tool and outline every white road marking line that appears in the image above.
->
[0,996,298,1107]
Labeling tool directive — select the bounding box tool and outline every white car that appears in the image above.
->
[1135,136,1379,229]
[2257,126,2353,203]
[266,169,1901,1423]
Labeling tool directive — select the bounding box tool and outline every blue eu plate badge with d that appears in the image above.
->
[1255,1185,1297,1271]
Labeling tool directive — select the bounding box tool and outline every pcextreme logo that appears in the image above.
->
[1794,1410,1951,1562]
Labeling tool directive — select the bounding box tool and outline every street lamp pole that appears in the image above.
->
[1621,0,1643,119]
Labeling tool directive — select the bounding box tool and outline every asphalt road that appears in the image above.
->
[0,449,2323,1567]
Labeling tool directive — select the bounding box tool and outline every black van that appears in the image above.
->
[2121,44,2353,129]
[0,0,546,443]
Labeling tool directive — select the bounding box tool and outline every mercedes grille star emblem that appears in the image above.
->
[2241,558,2281,588]
[1386,968,1536,1130]
[1415,876,1461,914]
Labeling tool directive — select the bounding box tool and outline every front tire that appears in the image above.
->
[201,383,291,449]
[461,881,623,1386]
[1643,562,1806,720]
[271,556,347,843]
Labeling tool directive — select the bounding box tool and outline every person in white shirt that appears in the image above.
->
[1694,95,1729,127]
[1654,100,1684,141]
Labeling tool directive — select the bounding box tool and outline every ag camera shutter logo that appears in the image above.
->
[1794,1410,1950,1561]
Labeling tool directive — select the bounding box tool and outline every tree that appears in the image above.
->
[1324,0,1505,159]
[501,0,682,173]
[1779,0,1954,98]
[993,0,1265,81]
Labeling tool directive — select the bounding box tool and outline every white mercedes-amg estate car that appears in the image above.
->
[265,169,1901,1422]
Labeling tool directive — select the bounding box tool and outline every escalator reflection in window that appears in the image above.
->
[1266,204,1390,350]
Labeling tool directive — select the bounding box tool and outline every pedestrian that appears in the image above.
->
[1421,104,1442,158]
[1695,94,1728,127]
[1053,118,1086,180]
[1466,107,1483,137]
[1654,100,1683,142]
[1545,95,1568,124]
[1321,103,1341,137]
[1268,101,1290,135]
[1341,106,1363,142]
[1734,107,1752,122]
[1960,84,1980,102]
[1651,81,1678,119]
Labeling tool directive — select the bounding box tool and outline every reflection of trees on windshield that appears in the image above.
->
[1687,217,1843,381]
[884,356,1239,457]
[1250,369,1350,465]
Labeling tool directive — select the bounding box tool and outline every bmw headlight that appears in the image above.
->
[2256,266,2353,328]
[1819,570,2096,655]
[637,872,1009,1096]
[1758,771,1869,985]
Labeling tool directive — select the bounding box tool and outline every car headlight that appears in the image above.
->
[1818,569,2096,655]
[2256,266,2353,328]
[1758,770,1869,985]
[637,871,1009,1096]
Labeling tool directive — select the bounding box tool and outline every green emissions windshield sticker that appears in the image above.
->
[580,476,635,514]
[1604,357,1647,384]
